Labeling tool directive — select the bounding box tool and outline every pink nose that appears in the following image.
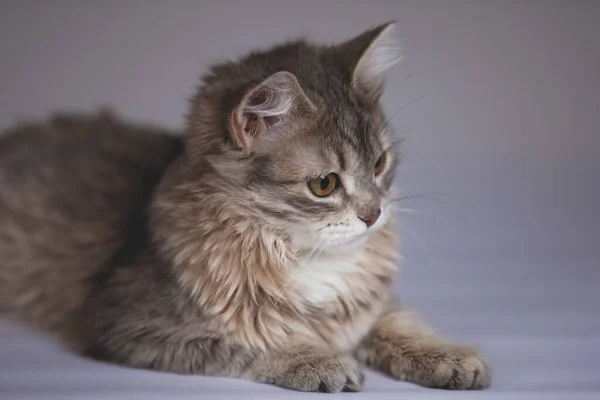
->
[359,208,381,228]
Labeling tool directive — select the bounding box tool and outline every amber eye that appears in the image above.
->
[374,152,387,175]
[308,173,339,197]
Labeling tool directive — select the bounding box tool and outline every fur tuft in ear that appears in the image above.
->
[338,22,402,98]
[230,71,315,150]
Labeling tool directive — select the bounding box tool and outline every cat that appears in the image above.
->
[0,22,490,392]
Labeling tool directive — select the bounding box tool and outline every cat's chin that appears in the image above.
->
[294,233,371,259]
[330,237,370,256]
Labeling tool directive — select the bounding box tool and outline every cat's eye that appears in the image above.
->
[308,173,339,197]
[374,152,387,176]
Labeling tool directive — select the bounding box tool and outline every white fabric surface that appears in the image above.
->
[1,260,598,400]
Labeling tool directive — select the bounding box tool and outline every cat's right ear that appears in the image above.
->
[337,21,402,99]
[229,71,316,151]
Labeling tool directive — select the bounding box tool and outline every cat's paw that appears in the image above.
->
[273,353,364,393]
[392,342,491,390]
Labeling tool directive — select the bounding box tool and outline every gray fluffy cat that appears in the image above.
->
[0,22,490,392]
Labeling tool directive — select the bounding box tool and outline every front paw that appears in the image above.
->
[273,353,364,393]
[393,342,491,390]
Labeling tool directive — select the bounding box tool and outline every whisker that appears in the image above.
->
[390,206,444,220]
[398,218,432,269]
[389,192,450,204]
[384,96,424,127]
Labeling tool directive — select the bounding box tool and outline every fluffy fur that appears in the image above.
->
[0,22,490,392]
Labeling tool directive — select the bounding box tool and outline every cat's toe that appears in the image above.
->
[274,354,363,393]
[430,346,491,390]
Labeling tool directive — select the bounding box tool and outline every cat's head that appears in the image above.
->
[188,22,401,255]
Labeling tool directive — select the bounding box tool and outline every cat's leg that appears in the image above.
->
[356,302,491,390]
[87,338,363,393]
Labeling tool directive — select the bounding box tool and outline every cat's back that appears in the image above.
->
[0,110,184,334]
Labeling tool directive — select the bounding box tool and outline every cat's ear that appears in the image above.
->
[229,71,316,150]
[337,21,402,98]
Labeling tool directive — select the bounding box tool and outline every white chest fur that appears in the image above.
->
[284,229,398,351]
[291,247,372,306]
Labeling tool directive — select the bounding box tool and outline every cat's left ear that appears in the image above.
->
[230,71,316,151]
[337,21,402,98]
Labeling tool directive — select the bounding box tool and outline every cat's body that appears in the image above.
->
[0,23,490,392]
[0,112,183,339]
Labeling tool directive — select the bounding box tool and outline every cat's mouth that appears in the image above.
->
[330,213,387,248]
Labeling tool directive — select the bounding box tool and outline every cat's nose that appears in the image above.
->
[359,208,381,228]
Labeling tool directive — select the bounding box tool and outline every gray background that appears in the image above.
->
[1,1,599,399]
